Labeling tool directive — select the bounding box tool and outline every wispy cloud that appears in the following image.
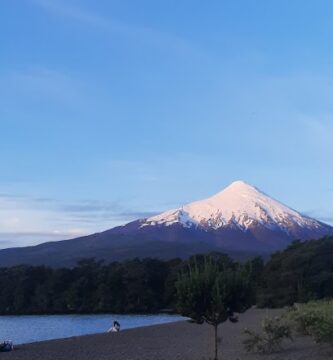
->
[31,0,110,28]
[0,192,158,248]
[318,217,333,224]
[0,193,27,200]
[60,200,156,218]
[65,211,157,224]
[0,230,87,249]
[303,209,333,225]
[30,0,206,58]
[2,67,84,109]
[57,198,158,224]
[0,239,19,248]
[302,117,333,149]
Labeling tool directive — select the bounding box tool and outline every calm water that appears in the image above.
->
[0,314,184,345]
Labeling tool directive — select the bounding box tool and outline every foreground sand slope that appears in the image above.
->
[2,309,333,360]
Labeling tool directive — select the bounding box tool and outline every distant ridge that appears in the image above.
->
[0,181,332,267]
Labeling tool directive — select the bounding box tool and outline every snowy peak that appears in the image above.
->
[221,180,257,192]
[141,181,326,234]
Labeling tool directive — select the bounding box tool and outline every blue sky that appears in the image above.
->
[1,0,333,247]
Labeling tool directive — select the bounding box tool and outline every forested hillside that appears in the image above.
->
[258,236,333,307]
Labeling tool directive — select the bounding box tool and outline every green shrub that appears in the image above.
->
[243,317,292,353]
[286,300,333,344]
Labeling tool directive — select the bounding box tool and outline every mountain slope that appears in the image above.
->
[0,181,332,267]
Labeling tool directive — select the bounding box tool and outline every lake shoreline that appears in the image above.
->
[3,319,211,360]
[14,318,186,346]
[0,313,184,345]
[3,308,333,360]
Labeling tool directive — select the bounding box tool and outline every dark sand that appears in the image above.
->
[2,308,333,360]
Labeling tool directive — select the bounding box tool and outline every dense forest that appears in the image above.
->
[257,236,333,307]
[0,236,332,314]
[0,254,261,315]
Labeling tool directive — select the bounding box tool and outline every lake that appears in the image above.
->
[0,314,184,345]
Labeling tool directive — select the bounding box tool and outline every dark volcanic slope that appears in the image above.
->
[0,222,261,268]
[0,219,331,268]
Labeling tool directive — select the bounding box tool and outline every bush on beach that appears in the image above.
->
[243,316,292,354]
[286,300,333,344]
[244,300,333,354]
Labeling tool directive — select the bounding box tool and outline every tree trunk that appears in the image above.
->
[214,324,218,360]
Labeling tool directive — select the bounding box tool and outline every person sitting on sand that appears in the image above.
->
[0,341,13,352]
[108,320,120,332]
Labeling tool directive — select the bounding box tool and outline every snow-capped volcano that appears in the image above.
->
[141,181,329,237]
[0,181,332,267]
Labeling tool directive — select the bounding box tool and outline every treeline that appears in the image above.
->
[0,254,262,315]
[0,236,332,314]
[257,236,333,307]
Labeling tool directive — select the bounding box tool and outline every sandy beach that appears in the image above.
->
[2,308,332,360]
